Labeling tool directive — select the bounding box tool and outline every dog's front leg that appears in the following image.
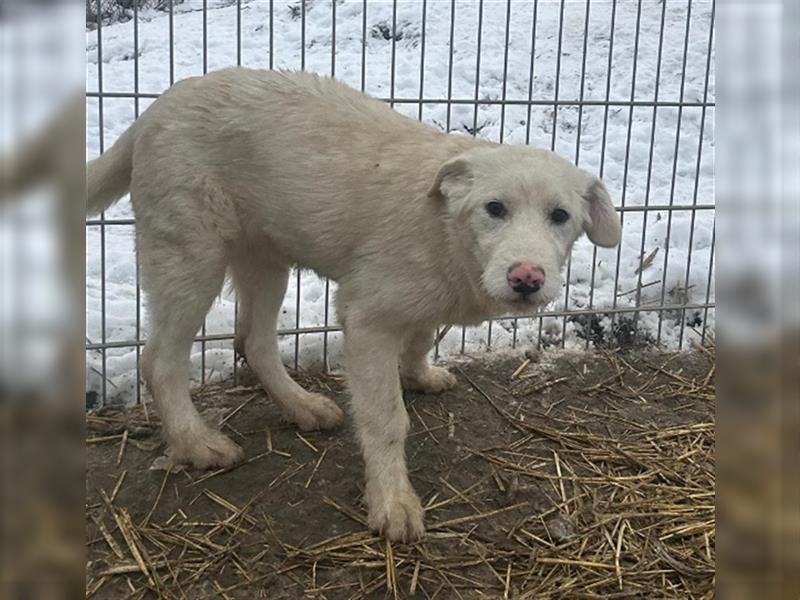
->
[344,316,425,543]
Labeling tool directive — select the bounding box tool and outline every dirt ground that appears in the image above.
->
[86,348,715,599]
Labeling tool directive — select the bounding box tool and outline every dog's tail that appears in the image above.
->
[87,124,135,215]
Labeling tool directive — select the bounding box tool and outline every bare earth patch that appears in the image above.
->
[86,347,715,599]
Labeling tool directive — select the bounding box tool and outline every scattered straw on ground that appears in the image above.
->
[87,345,715,599]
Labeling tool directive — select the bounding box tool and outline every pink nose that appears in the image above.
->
[507,262,546,296]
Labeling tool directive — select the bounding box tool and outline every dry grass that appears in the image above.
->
[86,346,715,599]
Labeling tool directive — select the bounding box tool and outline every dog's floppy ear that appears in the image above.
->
[582,177,621,247]
[428,155,473,201]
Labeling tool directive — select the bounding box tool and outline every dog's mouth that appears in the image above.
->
[505,288,554,313]
[480,274,554,314]
[482,287,552,315]
[505,293,550,312]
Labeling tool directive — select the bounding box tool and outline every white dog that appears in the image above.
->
[87,68,621,542]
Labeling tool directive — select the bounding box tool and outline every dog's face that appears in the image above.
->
[430,145,621,313]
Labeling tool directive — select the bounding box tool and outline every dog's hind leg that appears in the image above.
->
[399,327,457,394]
[232,261,344,431]
[140,236,243,470]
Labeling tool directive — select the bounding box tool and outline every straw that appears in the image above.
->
[87,347,715,598]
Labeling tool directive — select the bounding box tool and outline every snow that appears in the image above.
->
[86,0,715,405]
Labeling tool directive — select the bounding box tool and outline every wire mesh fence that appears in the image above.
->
[86,0,715,406]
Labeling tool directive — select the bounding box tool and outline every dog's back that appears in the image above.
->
[117,69,473,281]
[89,68,445,214]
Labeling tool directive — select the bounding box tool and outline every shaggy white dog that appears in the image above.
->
[87,68,621,542]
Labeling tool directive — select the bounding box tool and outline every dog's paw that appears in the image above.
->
[168,427,244,470]
[366,483,425,543]
[284,392,344,431]
[402,366,457,394]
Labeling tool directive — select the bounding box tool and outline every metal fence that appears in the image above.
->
[86,0,715,406]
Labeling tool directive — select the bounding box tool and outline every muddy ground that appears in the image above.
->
[87,349,715,599]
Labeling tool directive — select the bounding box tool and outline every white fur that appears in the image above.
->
[86,68,621,542]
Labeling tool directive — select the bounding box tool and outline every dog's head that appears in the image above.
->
[429,145,621,313]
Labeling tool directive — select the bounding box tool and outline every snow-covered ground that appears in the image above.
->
[86,0,715,405]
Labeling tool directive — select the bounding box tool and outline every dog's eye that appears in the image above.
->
[550,208,570,224]
[485,201,507,219]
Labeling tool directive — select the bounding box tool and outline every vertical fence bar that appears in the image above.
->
[471,0,484,138]
[331,0,336,77]
[441,0,464,353]
[390,0,397,106]
[96,0,107,404]
[701,224,715,344]
[269,0,274,69]
[549,0,565,152]
[679,1,715,349]
[415,0,442,360]
[573,0,591,169]
[609,0,643,342]
[522,0,538,350]
[540,0,566,349]
[323,0,336,371]
[237,0,242,67]
[132,0,139,150]
[499,0,512,349]
[203,0,208,74]
[586,0,617,350]
[200,0,209,384]
[417,0,427,123]
[169,0,175,84]
[233,0,242,384]
[498,0,511,148]
[542,0,567,349]
[560,0,591,348]
[452,0,466,354]
[471,0,486,346]
[322,276,330,371]
[134,0,142,405]
[445,0,456,134]
[524,0,538,148]
[632,0,667,341]
[657,0,694,345]
[295,0,307,370]
[233,295,239,385]
[361,0,367,92]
